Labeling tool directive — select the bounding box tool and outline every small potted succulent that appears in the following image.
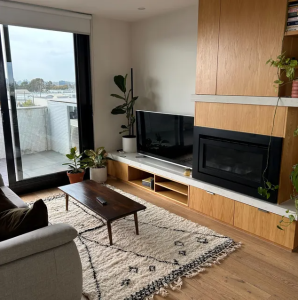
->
[63,147,87,184]
[82,147,111,183]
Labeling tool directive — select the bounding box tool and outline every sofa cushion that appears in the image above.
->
[0,186,27,208]
[0,189,17,213]
[0,199,48,242]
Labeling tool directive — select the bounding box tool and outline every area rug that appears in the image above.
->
[41,185,241,300]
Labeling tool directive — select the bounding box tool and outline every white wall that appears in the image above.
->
[131,5,198,116]
[91,15,131,152]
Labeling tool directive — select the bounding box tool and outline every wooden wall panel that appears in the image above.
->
[278,107,298,203]
[216,0,287,96]
[234,202,297,249]
[189,186,234,225]
[195,0,220,95]
[195,102,287,137]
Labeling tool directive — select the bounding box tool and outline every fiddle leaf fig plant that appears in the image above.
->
[261,53,298,230]
[110,74,138,136]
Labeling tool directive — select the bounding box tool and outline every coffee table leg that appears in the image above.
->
[107,221,113,245]
[134,213,139,235]
[65,194,69,211]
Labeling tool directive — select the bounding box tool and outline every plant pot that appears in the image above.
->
[90,167,107,183]
[67,171,85,184]
[122,135,137,153]
[292,80,298,98]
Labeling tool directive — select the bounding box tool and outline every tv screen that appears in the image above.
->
[136,111,194,168]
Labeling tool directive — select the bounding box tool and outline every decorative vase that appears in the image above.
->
[90,167,107,183]
[291,80,298,98]
[67,171,85,184]
[122,136,137,153]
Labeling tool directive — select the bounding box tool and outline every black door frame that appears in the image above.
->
[0,27,94,194]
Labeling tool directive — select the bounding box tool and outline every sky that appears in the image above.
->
[8,26,76,83]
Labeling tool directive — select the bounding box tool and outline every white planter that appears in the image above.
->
[122,136,137,153]
[90,167,107,183]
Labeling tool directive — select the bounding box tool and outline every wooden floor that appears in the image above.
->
[21,178,298,300]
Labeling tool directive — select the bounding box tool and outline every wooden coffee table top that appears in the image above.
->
[58,180,146,222]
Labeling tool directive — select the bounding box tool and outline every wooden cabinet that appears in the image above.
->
[107,160,128,181]
[234,202,298,249]
[196,0,288,96]
[195,0,220,95]
[189,186,235,225]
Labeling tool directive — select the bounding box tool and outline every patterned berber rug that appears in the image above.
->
[41,184,241,300]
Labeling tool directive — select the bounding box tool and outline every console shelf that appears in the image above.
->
[155,181,188,196]
[123,165,189,206]
[155,190,188,206]
[129,180,152,191]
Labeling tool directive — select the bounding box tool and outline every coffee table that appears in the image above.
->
[58,180,146,245]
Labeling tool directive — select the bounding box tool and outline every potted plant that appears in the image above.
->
[63,147,87,184]
[82,147,111,183]
[110,73,138,152]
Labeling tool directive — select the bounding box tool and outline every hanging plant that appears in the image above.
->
[260,53,298,230]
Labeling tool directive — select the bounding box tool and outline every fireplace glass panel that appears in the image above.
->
[204,144,264,183]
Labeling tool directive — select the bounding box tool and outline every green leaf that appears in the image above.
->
[110,94,126,100]
[66,154,74,160]
[266,181,272,189]
[289,215,295,223]
[273,80,283,85]
[274,185,279,190]
[277,225,284,230]
[286,209,290,213]
[111,108,126,115]
[114,75,126,93]
[121,125,128,129]
[84,150,96,157]
[266,192,270,200]
[294,127,298,137]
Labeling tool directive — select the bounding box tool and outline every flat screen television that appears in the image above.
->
[136,111,194,168]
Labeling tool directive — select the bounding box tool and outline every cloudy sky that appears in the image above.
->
[8,26,76,83]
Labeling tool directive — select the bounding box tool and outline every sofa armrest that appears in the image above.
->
[0,224,78,266]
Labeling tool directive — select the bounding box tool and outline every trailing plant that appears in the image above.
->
[110,74,138,136]
[63,147,87,174]
[82,147,112,169]
[260,54,298,229]
[266,53,298,90]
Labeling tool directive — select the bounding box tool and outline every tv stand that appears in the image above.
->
[107,151,298,250]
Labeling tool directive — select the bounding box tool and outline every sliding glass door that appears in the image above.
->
[0,25,93,193]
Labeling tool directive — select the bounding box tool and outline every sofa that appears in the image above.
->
[0,174,82,300]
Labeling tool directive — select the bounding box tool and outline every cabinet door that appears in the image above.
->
[107,161,128,181]
[195,0,221,95]
[234,202,298,249]
[189,186,235,225]
[217,0,287,96]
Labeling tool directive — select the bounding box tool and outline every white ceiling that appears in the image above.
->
[11,0,197,21]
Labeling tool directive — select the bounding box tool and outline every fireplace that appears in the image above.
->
[192,127,283,203]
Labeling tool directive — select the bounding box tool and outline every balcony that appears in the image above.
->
[0,97,79,185]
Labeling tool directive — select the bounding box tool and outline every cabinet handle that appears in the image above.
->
[258,208,269,213]
[206,191,215,195]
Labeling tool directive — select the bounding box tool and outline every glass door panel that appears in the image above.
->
[2,25,79,181]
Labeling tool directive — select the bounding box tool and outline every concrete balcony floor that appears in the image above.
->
[0,150,67,185]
